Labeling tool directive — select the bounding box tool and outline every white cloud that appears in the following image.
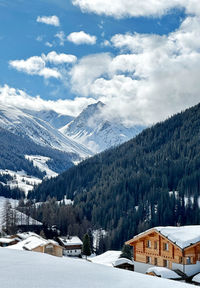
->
[69,15,200,126]
[36,15,60,27]
[9,52,77,79]
[9,56,61,79]
[72,0,200,18]
[0,84,95,116]
[67,31,97,45]
[70,53,112,96]
[55,31,66,46]
[43,51,77,64]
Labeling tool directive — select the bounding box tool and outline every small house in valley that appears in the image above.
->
[8,233,63,257]
[58,236,83,256]
[0,237,19,247]
[113,258,134,271]
[126,226,200,277]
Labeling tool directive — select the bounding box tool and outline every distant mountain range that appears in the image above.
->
[0,101,144,195]
[60,101,144,153]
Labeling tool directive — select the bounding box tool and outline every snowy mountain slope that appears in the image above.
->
[0,197,42,228]
[0,104,92,158]
[0,169,42,195]
[24,109,74,129]
[0,249,193,288]
[25,155,58,178]
[60,101,144,153]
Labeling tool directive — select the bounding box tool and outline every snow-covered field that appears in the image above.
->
[0,248,194,288]
[0,169,42,195]
[25,155,58,178]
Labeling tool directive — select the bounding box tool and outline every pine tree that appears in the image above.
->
[82,233,91,259]
[120,245,132,260]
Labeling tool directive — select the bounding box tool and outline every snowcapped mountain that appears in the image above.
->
[24,109,74,129]
[0,104,92,158]
[60,102,144,153]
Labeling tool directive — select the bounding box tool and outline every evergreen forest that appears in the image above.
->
[28,103,200,249]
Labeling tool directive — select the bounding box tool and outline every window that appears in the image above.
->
[163,259,168,267]
[146,256,151,264]
[146,240,151,248]
[154,258,158,266]
[186,257,192,264]
[163,243,169,251]
[154,241,157,249]
[179,257,183,264]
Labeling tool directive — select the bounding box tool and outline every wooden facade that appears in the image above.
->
[126,229,200,270]
[30,243,63,257]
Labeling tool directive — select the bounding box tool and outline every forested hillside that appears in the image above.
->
[0,127,76,177]
[29,103,200,249]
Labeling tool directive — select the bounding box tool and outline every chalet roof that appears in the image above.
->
[146,267,181,279]
[0,237,19,244]
[8,233,62,251]
[113,258,134,267]
[126,225,200,249]
[58,236,83,246]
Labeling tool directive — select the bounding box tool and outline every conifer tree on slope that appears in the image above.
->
[82,233,91,259]
[120,245,132,260]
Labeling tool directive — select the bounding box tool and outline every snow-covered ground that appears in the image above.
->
[25,155,58,178]
[90,250,121,267]
[0,249,193,288]
[0,197,42,229]
[0,169,42,196]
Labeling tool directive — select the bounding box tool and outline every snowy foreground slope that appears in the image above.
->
[0,249,193,288]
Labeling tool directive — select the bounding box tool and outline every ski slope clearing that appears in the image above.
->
[0,248,193,288]
[0,169,42,195]
[25,155,58,178]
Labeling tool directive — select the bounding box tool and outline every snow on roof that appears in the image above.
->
[155,226,200,249]
[192,273,200,283]
[147,267,181,279]
[0,248,194,288]
[130,226,200,249]
[8,233,61,251]
[113,258,134,267]
[59,236,83,246]
[17,232,40,240]
[0,237,18,244]
[90,251,121,267]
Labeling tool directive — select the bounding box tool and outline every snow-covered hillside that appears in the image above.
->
[0,103,92,158]
[0,197,42,228]
[60,102,144,153]
[25,155,58,178]
[0,169,42,195]
[0,248,193,288]
[24,109,74,129]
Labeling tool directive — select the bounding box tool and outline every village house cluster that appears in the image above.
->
[0,232,83,258]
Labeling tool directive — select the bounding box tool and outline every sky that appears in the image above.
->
[0,0,200,126]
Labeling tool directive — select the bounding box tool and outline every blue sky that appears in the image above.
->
[0,0,200,125]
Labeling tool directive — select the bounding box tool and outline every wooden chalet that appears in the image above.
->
[58,236,83,256]
[9,232,63,257]
[126,226,200,277]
